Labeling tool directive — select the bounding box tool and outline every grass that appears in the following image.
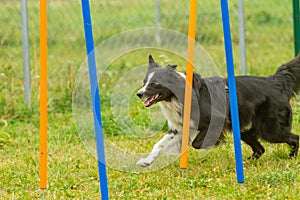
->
[1,0,300,199]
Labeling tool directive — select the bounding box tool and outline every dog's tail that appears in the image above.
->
[274,53,300,96]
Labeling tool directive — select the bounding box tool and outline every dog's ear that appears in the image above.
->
[193,73,202,89]
[284,53,300,67]
[149,55,155,64]
[148,55,160,69]
[297,52,300,59]
[167,64,177,69]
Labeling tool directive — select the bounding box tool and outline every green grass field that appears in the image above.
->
[1,0,300,199]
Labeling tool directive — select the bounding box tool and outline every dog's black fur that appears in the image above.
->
[137,55,300,160]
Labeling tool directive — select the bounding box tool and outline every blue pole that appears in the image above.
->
[81,1,109,199]
[220,0,244,183]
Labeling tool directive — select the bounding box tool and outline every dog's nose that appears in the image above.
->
[136,91,143,99]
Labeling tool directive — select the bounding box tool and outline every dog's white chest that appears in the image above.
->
[159,99,182,130]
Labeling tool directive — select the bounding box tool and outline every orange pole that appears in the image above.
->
[40,0,48,189]
[180,0,198,169]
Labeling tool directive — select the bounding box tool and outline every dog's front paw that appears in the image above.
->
[136,157,153,167]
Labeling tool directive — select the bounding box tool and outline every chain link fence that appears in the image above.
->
[0,0,295,114]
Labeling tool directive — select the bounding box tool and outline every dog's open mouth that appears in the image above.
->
[144,94,160,107]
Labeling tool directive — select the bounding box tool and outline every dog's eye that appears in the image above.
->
[149,82,158,86]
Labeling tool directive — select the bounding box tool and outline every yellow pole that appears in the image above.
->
[40,0,48,190]
[180,0,198,169]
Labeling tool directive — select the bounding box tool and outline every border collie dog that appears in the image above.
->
[136,55,300,167]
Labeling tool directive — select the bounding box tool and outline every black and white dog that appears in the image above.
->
[136,55,300,167]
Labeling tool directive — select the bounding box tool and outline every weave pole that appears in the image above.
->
[81,1,109,199]
[21,0,31,107]
[39,0,48,192]
[180,0,198,170]
[220,0,244,183]
[293,0,300,56]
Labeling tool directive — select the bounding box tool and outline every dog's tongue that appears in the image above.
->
[144,94,158,107]
[144,97,154,107]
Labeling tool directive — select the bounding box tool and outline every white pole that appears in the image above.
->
[155,0,161,44]
[238,0,247,75]
[21,0,31,107]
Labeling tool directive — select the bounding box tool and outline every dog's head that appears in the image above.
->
[136,55,186,107]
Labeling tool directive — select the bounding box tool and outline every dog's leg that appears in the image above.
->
[241,129,265,160]
[286,132,299,158]
[136,131,181,167]
[191,129,207,149]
